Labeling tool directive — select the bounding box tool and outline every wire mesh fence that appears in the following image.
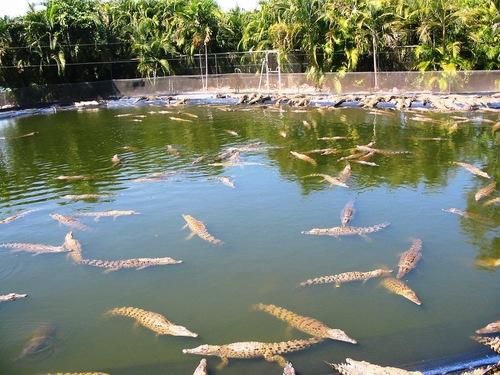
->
[0,48,499,107]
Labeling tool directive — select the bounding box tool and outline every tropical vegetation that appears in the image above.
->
[0,0,498,88]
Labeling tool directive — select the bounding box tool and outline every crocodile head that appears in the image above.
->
[326,329,357,344]
[169,324,198,337]
[183,344,220,355]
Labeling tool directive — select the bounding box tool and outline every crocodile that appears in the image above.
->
[254,303,356,343]
[50,214,89,231]
[355,145,411,156]
[475,257,500,268]
[301,222,390,238]
[476,321,500,334]
[225,130,239,136]
[396,239,423,279]
[303,148,339,155]
[0,293,28,303]
[76,210,139,220]
[18,323,57,359]
[290,151,317,166]
[80,257,182,272]
[63,232,83,263]
[473,335,500,353]
[380,278,421,305]
[111,154,121,165]
[358,151,376,161]
[442,208,496,225]
[215,176,235,188]
[337,164,352,184]
[475,181,496,202]
[55,175,91,181]
[182,214,222,245]
[193,359,207,375]
[453,162,491,179]
[484,197,500,207]
[182,337,322,368]
[62,194,108,201]
[0,242,67,255]
[329,358,423,375]
[304,174,348,188]
[132,171,175,183]
[169,116,193,123]
[493,121,500,134]
[351,160,378,167]
[340,200,355,227]
[300,269,393,288]
[0,209,36,225]
[107,306,197,337]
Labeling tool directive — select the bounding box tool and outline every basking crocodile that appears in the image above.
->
[301,222,390,238]
[476,321,500,334]
[380,278,421,306]
[330,358,422,375]
[80,257,181,272]
[183,337,322,368]
[50,214,89,231]
[0,209,36,225]
[76,210,139,220]
[254,303,356,343]
[453,162,491,179]
[182,214,222,245]
[473,335,500,353]
[0,293,28,303]
[304,174,348,188]
[107,306,197,337]
[300,269,393,288]
[397,239,423,279]
[290,151,317,166]
[63,232,83,263]
[341,200,355,227]
[193,359,207,375]
[0,242,68,255]
[475,181,496,202]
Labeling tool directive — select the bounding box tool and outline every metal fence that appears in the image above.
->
[1,70,499,108]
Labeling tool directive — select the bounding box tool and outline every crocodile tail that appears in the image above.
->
[255,304,294,322]
[299,275,335,287]
[272,338,323,354]
[370,222,390,232]
[106,306,140,317]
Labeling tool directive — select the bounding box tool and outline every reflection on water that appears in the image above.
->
[0,106,498,374]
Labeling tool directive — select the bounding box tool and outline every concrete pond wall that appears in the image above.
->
[1,70,499,108]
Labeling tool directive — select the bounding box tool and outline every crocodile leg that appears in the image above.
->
[216,357,229,370]
[264,354,287,367]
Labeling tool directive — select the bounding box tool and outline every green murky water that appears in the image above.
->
[0,105,498,375]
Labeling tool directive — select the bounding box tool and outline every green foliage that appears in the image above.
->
[0,0,498,88]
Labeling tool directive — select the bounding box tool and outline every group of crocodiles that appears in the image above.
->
[1,120,498,374]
